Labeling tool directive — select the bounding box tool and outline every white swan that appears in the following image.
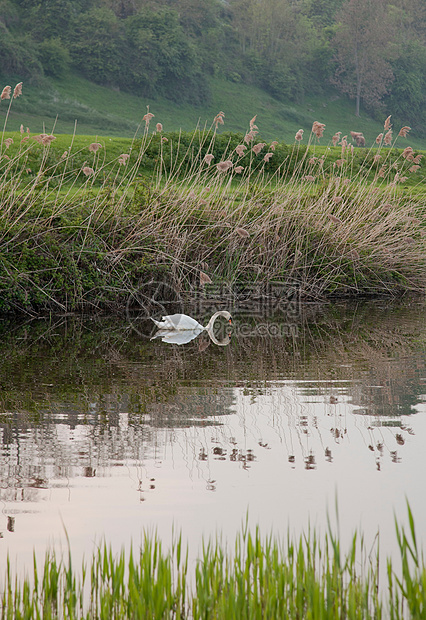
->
[151,310,232,331]
[151,325,232,346]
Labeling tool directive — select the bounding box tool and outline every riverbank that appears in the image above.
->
[1,114,425,315]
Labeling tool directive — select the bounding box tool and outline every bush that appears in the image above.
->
[38,38,71,78]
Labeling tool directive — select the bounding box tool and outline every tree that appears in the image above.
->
[68,7,124,85]
[229,0,326,100]
[383,0,426,133]
[332,0,396,116]
[124,9,209,102]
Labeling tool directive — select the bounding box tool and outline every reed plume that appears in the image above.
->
[312,121,325,139]
[249,115,258,130]
[384,130,393,145]
[235,144,246,156]
[88,142,102,152]
[118,154,130,165]
[217,160,233,172]
[398,126,411,138]
[402,147,414,159]
[214,111,225,128]
[244,131,257,143]
[252,143,265,155]
[1,86,11,100]
[13,82,23,98]
[42,135,56,146]
[332,132,341,146]
[199,271,212,285]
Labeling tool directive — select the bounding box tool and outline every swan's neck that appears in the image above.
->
[205,311,222,331]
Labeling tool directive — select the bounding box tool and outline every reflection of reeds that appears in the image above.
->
[0,301,424,481]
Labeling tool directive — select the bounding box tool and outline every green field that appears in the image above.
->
[2,74,426,150]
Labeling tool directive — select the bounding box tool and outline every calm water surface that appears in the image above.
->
[1,300,426,573]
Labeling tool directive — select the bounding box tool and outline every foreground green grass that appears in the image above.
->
[2,507,426,619]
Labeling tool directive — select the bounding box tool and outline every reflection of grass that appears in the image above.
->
[2,505,424,618]
[0,301,424,417]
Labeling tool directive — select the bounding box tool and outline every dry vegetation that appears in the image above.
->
[1,84,425,314]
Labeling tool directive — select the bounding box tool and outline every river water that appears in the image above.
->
[1,299,425,574]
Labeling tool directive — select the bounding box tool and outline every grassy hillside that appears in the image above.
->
[2,73,425,150]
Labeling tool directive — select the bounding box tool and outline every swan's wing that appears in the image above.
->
[161,314,202,330]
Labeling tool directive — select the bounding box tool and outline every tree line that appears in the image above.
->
[0,0,425,132]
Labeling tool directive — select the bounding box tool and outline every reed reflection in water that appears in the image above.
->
[0,300,425,571]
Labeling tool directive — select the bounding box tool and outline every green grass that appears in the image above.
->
[1,93,425,314]
[1,506,426,619]
[2,73,426,149]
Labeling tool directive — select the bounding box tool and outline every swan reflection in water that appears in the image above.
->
[151,311,232,346]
